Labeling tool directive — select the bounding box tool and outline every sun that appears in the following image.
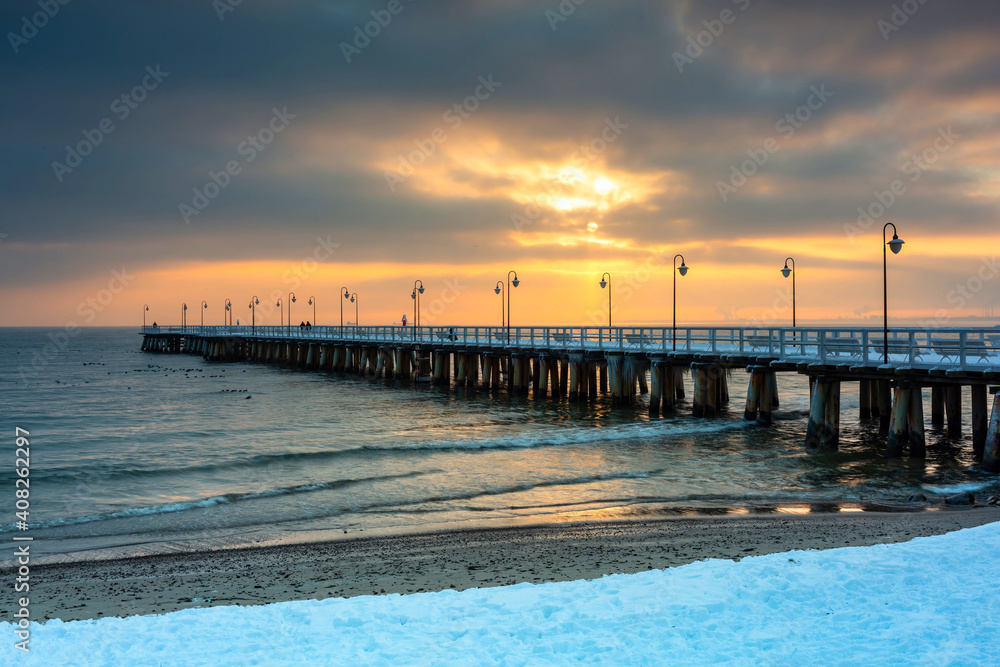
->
[593,177,616,195]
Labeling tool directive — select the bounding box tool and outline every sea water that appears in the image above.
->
[1,327,995,563]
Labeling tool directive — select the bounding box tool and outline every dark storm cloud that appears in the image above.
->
[1,0,998,286]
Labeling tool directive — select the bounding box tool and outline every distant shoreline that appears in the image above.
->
[22,508,999,622]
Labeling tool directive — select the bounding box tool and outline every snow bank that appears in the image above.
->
[7,521,1000,666]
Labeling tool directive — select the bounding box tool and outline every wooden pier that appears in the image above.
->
[140,325,1000,465]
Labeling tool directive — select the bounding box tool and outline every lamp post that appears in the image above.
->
[181,303,188,329]
[287,292,297,334]
[672,254,688,351]
[506,270,520,342]
[411,280,425,325]
[882,222,905,364]
[349,292,359,326]
[341,286,350,336]
[224,298,232,326]
[143,304,149,328]
[308,296,316,326]
[780,258,796,328]
[599,272,612,328]
[276,299,283,329]
[494,281,504,327]
[200,300,208,328]
[249,296,259,333]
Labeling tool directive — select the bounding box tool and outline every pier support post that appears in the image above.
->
[972,384,988,459]
[600,363,608,394]
[887,386,926,458]
[983,390,1000,473]
[908,387,926,459]
[588,361,598,400]
[859,380,872,420]
[759,370,775,425]
[931,386,945,427]
[805,378,840,452]
[878,380,891,434]
[607,355,624,407]
[568,356,580,400]
[744,369,759,422]
[691,364,707,417]
[538,356,550,398]
[650,363,663,416]
[558,357,569,396]
[946,385,963,438]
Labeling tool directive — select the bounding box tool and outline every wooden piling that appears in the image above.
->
[859,380,871,420]
[650,363,663,416]
[588,361,598,400]
[607,355,624,406]
[931,386,945,427]
[759,370,774,426]
[971,384,988,459]
[946,385,963,438]
[983,391,1000,473]
[878,380,891,434]
[805,378,839,452]
[745,369,761,421]
[907,387,926,459]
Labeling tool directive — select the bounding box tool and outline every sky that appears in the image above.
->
[1,0,998,328]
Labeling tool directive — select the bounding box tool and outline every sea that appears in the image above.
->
[2,327,997,565]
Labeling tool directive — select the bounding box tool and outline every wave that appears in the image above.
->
[12,419,755,485]
[920,482,993,495]
[362,419,752,452]
[4,470,426,532]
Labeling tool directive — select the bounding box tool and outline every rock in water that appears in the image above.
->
[944,491,975,505]
[907,493,928,503]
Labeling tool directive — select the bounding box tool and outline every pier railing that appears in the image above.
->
[140,325,1000,371]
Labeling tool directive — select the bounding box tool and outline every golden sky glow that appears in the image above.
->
[2,2,998,327]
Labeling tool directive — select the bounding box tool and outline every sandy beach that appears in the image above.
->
[22,508,999,622]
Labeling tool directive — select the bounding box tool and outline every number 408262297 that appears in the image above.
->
[15,427,30,526]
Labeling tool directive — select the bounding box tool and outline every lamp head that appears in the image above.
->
[600,279,607,289]
[494,286,501,295]
[781,266,791,278]
[678,264,688,277]
[888,235,904,255]
[512,277,520,288]
[308,298,313,305]
[344,290,350,299]
[411,291,416,300]
[291,296,296,303]
[350,296,355,303]
[145,306,149,311]
[418,285,425,294]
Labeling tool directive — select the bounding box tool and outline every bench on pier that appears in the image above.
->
[625,333,653,348]
[867,340,925,360]
[551,332,575,344]
[987,334,1000,348]
[819,338,864,358]
[746,335,776,351]
[434,332,458,343]
[931,339,992,362]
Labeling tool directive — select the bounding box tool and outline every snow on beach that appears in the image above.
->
[7,521,1000,666]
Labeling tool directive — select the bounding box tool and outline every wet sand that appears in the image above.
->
[24,509,1000,622]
